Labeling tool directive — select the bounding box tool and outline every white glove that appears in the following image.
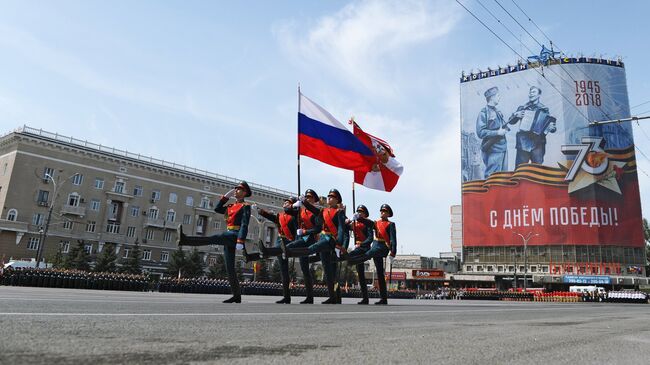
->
[224,189,236,199]
[297,228,305,236]
[236,243,244,250]
[388,256,395,264]
[352,213,360,221]
[335,248,341,258]
[298,195,306,202]
[251,204,259,211]
[292,200,303,208]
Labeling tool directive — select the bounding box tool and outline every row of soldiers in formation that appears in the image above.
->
[177,181,397,305]
[1,267,149,291]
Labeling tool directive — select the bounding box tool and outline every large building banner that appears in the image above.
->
[461,58,644,247]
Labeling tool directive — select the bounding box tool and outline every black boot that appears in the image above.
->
[244,252,261,263]
[335,284,342,304]
[375,298,388,305]
[286,247,311,258]
[357,298,369,305]
[223,296,241,303]
[275,296,291,304]
[300,297,313,304]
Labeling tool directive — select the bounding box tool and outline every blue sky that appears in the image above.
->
[1,0,649,256]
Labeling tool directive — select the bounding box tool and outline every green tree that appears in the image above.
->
[208,254,228,279]
[50,243,65,269]
[66,240,91,271]
[270,258,282,282]
[167,246,187,278]
[643,218,650,264]
[120,239,142,274]
[94,243,117,273]
[185,248,205,278]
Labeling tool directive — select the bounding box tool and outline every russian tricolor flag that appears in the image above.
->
[298,93,375,172]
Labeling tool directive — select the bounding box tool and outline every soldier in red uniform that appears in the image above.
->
[284,189,346,304]
[177,181,252,303]
[281,189,322,304]
[347,204,397,305]
[255,197,298,304]
[345,204,374,304]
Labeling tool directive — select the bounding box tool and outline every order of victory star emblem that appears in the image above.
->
[560,136,626,194]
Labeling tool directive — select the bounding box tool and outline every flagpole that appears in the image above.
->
[297,84,302,197]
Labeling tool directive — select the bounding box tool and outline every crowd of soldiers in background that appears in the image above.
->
[0,267,417,299]
[1,267,149,291]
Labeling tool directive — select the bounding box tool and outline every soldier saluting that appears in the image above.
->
[255,197,299,304]
[177,181,252,303]
[347,204,397,305]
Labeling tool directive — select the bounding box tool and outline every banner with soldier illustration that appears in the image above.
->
[460,58,644,247]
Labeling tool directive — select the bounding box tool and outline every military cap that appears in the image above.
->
[380,203,393,217]
[484,86,499,99]
[356,204,369,216]
[236,181,252,197]
[305,189,319,200]
[327,188,342,203]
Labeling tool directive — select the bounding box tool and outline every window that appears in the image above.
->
[163,231,172,242]
[63,220,73,230]
[151,190,161,201]
[32,213,44,226]
[169,193,177,204]
[71,173,83,186]
[214,221,221,230]
[67,193,80,207]
[148,207,159,219]
[465,266,473,272]
[183,214,192,225]
[160,251,169,263]
[130,206,140,217]
[114,180,125,194]
[126,226,136,238]
[43,167,54,180]
[108,202,120,221]
[27,237,40,250]
[94,178,104,189]
[166,210,176,223]
[6,209,17,221]
[146,230,155,240]
[133,185,143,197]
[142,250,151,261]
[200,196,210,209]
[37,190,49,205]
[86,221,96,233]
[90,199,101,211]
[123,248,130,258]
[60,241,70,253]
[185,196,194,206]
[106,223,120,234]
[84,244,92,254]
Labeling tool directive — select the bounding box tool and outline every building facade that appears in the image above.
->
[450,205,462,254]
[0,126,294,276]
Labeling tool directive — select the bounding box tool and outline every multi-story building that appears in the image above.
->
[0,126,294,276]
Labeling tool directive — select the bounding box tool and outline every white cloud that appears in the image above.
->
[274,0,460,98]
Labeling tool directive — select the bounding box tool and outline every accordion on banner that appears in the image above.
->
[351,120,404,192]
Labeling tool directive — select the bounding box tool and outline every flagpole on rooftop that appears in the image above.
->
[297,84,302,197]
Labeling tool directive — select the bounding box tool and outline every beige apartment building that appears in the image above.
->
[0,126,293,276]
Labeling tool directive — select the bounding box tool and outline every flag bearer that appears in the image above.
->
[177,181,253,303]
[284,189,346,304]
[345,204,374,304]
[347,204,397,305]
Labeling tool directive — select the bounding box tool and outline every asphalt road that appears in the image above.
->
[1,287,648,365]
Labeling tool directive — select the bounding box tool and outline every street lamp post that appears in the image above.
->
[34,173,57,268]
[512,248,517,289]
[515,232,540,292]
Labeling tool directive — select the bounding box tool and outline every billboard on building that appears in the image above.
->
[461,58,643,248]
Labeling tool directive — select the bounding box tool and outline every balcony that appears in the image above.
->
[145,217,165,228]
[61,205,86,217]
[0,219,29,232]
[106,190,133,200]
